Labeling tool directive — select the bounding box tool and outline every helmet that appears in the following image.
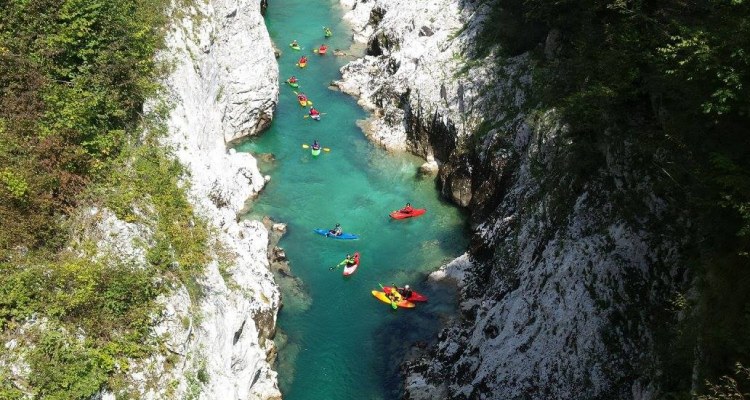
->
[405,285,410,289]
[406,202,411,206]
[335,223,340,227]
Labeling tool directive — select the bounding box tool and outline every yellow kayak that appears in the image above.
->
[371,290,415,308]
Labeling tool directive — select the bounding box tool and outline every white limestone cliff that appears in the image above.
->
[113,0,282,398]
[0,1,281,399]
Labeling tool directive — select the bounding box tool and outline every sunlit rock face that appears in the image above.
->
[106,0,283,398]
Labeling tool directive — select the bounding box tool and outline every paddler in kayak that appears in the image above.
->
[338,253,357,268]
[312,140,321,151]
[399,203,414,214]
[288,76,298,84]
[396,285,413,299]
[328,223,343,237]
[323,27,332,37]
[318,44,328,54]
[387,283,403,302]
[309,107,321,121]
[297,93,308,104]
[298,55,308,65]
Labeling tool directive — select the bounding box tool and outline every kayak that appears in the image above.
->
[343,252,360,276]
[298,99,312,107]
[389,208,426,219]
[287,80,299,88]
[383,286,428,302]
[310,114,320,121]
[289,43,301,51]
[297,60,307,68]
[311,148,321,156]
[371,290,415,308]
[314,228,359,240]
[324,28,332,38]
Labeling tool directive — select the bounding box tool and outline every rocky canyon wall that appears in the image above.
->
[110,0,282,398]
[337,0,688,398]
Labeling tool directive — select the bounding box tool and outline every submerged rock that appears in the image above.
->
[418,155,439,175]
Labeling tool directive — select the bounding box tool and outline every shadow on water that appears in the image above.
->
[374,282,459,398]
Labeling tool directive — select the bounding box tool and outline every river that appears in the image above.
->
[237,0,468,398]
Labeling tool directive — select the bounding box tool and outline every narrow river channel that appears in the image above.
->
[238,1,468,398]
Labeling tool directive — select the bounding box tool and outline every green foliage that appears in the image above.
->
[0,0,212,396]
[100,137,211,299]
[475,0,547,57]
[478,0,750,394]
[27,328,112,400]
[0,256,162,396]
[698,363,750,400]
[0,0,169,253]
[0,169,29,202]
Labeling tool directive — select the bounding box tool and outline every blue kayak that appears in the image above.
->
[313,228,359,240]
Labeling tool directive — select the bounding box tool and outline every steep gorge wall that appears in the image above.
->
[111,0,282,398]
[337,0,688,398]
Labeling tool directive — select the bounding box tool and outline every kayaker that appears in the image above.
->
[338,254,354,267]
[288,76,298,83]
[328,223,342,236]
[299,55,307,64]
[398,285,413,299]
[297,93,307,102]
[309,107,320,120]
[324,27,332,36]
[400,203,414,214]
[312,140,321,150]
[291,40,299,47]
[388,283,403,302]
[319,44,328,52]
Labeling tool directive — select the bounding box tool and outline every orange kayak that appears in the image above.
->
[371,290,415,308]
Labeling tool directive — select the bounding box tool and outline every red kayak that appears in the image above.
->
[343,252,360,276]
[389,208,426,219]
[383,286,428,302]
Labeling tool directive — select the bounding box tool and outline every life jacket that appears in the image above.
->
[353,252,360,264]
[310,108,319,116]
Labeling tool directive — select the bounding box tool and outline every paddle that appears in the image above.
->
[302,144,331,152]
[378,283,398,310]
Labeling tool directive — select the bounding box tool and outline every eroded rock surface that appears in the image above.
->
[339,0,688,398]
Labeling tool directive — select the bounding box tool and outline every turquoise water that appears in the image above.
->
[237,1,468,398]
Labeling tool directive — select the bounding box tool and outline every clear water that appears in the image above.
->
[236,1,468,398]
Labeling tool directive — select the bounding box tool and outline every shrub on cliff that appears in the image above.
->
[0,0,210,396]
[479,0,750,395]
